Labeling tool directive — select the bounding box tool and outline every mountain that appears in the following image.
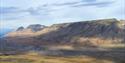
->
[4,18,125,47]
[0,19,125,63]
[16,26,24,31]
[5,24,46,37]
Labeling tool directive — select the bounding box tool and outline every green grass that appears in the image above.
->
[0,52,116,63]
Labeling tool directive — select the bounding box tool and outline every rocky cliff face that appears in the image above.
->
[4,18,125,46]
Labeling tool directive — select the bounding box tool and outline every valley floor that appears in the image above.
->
[0,48,125,63]
[0,53,121,63]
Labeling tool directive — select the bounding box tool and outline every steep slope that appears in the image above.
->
[34,18,125,46]
[4,18,125,46]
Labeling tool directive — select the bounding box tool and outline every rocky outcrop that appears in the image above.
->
[16,26,24,31]
[27,24,46,32]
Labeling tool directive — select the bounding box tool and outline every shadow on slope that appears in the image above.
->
[37,19,125,45]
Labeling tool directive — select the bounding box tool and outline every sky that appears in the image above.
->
[0,0,125,29]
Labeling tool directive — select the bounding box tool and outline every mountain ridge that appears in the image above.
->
[4,18,125,46]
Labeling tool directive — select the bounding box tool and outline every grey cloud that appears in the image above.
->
[26,6,54,16]
[45,0,96,7]
[52,2,80,6]
[0,6,51,20]
[81,0,97,3]
[72,1,115,7]
[40,1,115,8]
[0,7,18,14]
[26,8,41,15]
[0,7,28,20]
[0,6,45,16]
[0,7,28,15]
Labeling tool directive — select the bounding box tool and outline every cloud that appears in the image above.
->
[0,7,29,20]
[0,6,53,20]
[26,6,55,16]
[0,7,19,14]
[26,8,42,15]
[41,0,115,8]
[81,0,97,3]
[72,1,115,7]
[0,0,124,28]
[52,2,80,6]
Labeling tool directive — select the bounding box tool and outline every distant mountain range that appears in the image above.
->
[0,18,125,53]
[4,18,125,45]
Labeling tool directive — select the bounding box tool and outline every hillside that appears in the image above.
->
[4,18,125,46]
[0,18,125,63]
